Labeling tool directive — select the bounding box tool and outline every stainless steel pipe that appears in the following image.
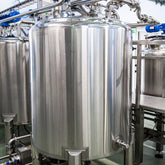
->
[8,134,31,150]
[0,0,35,15]
[135,44,142,109]
[132,56,165,60]
[106,0,159,24]
[0,0,65,24]
[0,0,100,24]
[0,153,17,161]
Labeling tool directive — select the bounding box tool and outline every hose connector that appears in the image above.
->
[115,138,129,149]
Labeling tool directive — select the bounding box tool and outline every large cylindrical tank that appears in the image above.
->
[0,37,31,124]
[141,43,165,98]
[30,17,132,160]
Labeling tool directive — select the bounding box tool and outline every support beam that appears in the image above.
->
[135,108,144,164]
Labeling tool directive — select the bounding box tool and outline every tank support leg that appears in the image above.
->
[155,113,164,158]
[124,133,135,165]
[66,149,84,165]
[2,114,15,154]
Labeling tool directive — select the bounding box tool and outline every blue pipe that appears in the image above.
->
[146,23,165,34]
[0,10,21,27]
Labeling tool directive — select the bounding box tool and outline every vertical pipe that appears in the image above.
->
[135,36,141,109]
[37,0,43,8]
[135,42,144,164]
[17,21,22,38]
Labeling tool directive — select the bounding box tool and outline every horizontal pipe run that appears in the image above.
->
[133,40,165,45]
[132,56,165,60]
[19,20,35,25]
[0,0,65,24]
[0,0,100,25]
[0,153,17,161]
[127,23,155,28]
[71,0,100,6]
[8,134,31,149]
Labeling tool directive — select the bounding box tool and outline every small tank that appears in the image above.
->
[141,38,165,98]
[30,16,132,161]
[0,37,31,124]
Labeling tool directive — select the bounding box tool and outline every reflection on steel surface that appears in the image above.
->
[30,17,132,160]
[0,38,31,124]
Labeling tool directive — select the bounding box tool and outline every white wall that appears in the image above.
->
[0,0,164,23]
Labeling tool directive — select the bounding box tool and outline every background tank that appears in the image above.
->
[30,17,132,160]
[0,37,31,124]
[141,41,165,97]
